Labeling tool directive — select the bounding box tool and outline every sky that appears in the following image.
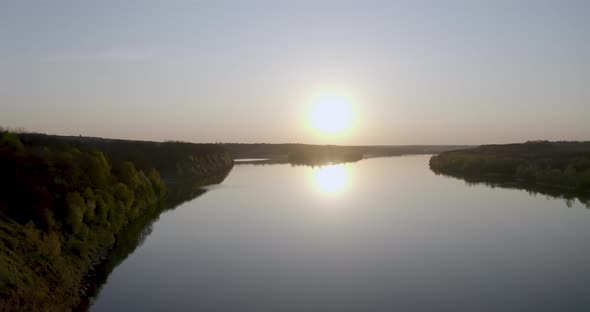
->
[0,0,588,145]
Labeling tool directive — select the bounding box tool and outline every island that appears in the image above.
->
[224,143,470,166]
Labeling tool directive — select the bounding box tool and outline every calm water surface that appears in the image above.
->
[90,156,590,311]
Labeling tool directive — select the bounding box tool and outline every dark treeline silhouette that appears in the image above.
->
[288,148,362,166]
[223,143,470,160]
[0,129,233,311]
[18,133,232,182]
[430,141,590,204]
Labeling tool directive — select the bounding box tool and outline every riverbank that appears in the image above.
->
[429,141,590,202]
[0,131,233,311]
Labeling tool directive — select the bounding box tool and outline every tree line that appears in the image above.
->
[430,141,590,194]
[0,129,233,311]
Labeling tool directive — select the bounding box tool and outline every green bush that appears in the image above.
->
[0,130,231,311]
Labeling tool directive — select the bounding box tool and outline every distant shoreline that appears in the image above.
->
[429,141,590,204]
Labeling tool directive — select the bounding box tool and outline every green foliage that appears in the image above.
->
[82,151,111,189]
[65,192,85,234]
[40,232,62,258]
[0,130,234,311]
[116,161,139,186]
[148,168,166,196]
[113,183,134,209]
[67,239,89,261]
[83,187,97,221]
[0,132,24,152]
[94,190,113,223]
[430,141,590,195]
[0,131,170,310]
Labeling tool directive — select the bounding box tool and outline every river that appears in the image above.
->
[88,155,590,311]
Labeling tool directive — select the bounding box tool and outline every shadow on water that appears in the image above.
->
[431,170,590,208]
[75,171,232,311]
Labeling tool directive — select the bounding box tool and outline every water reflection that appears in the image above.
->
[77,169,233,311]
[312,164,351,195]
[89,156,590,311]
[433,171,590,208]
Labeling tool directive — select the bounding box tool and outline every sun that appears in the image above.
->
[309,95,353,135]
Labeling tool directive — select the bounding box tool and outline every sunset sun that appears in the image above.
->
[309,95,354,136]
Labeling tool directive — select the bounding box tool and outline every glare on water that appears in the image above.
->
[311,164,351,195]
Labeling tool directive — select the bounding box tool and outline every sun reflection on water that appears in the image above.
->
[312,164,351,195]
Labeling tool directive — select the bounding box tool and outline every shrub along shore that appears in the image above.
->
[429,141,590,203]
[0,130,233,311]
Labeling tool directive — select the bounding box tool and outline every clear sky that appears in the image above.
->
[1,1,588,145]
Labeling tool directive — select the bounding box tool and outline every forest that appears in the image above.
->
[288,148,363,166]
[0,130,233,311]
[223,143,470,160]
[429,141,590,194]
